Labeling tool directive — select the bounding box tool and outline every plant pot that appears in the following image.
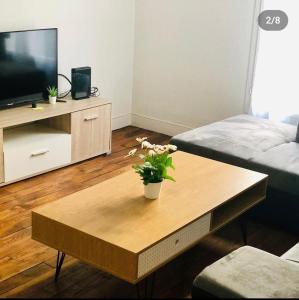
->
[144,182,162,200]
[49,96,57,104]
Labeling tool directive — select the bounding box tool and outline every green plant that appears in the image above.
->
[47,86,58,97]
[126,137,177,185]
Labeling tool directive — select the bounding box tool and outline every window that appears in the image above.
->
[251,0,299,124]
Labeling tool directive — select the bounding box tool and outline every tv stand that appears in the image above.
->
[0,97,112,185]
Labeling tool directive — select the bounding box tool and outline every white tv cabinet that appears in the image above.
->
[0,97,112,185]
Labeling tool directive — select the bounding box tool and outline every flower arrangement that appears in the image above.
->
[126,137,177,189]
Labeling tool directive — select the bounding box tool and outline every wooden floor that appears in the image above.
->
[0,126,298,298]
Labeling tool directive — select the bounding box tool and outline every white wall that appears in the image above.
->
[132,0,258,136]
[0,0,259,135]
[0,0,135,130]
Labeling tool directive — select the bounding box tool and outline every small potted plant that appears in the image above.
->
[47,86,58,104]
[126,137,177,199]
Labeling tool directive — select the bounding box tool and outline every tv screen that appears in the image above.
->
[0,28,57,107]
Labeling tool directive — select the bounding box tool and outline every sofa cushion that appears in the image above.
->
[171,114,296,162]
[193,246,299,298]
[252,142,299,195]
[171,114,297,195]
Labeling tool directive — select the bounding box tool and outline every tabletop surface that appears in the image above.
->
[33,151,267,253]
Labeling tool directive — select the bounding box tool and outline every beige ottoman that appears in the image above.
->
[192,245,299,298]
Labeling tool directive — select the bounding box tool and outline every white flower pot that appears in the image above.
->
[49,96,57,104]
[144,182,162,200]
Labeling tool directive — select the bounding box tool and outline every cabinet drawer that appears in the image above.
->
[4,125,71,182]
[71,105,111,162]
[137,213,211,278]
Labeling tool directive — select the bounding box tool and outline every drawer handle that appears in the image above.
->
[175,239,180,245]
[84,116,98,121]
[31,149,49,157]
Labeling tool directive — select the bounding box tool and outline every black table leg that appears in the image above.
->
[149,272,156,299]
[55,251,66,282]
[136,272,156,299]
[239,217,248,245]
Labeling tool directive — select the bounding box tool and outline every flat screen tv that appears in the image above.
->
[0,28,58,108]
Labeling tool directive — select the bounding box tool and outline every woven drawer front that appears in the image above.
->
[138,213,211,278]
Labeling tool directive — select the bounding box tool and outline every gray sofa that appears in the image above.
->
[192,244,299,298]
[171,115,299,231]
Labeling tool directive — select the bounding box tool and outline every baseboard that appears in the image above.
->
[112,113,194,136]
[132,113,193,136]
[112,113,132,130]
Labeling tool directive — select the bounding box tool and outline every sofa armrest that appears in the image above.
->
[281,243,299,265]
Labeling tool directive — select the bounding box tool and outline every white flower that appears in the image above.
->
[125,148,137,157]
[153,144,167,154]
[163,145,170,151]
[142,141,153,149]
[136,137,148,143]
[139,154,145,159]
[168,144,177,151]
[154,145,164,152]
[148,150,157,156]
[157,149,165,155]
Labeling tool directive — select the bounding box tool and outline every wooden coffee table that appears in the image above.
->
[32,151,268,297]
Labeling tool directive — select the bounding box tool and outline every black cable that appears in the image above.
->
[58,73,72,86]
[57,73,72,99]
[90,86,100,97]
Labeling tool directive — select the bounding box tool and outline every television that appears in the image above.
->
[0,28,58,108]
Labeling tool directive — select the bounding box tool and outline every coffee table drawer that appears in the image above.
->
[137,213,211,278]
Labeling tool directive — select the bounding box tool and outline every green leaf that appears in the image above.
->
[132,149,175,183]
[47,86,58,97]
[166,157,172,167]
[164,174,176,182]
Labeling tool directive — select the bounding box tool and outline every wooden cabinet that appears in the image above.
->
[71,104,111,162]
[0,98,112,186]
[0,129,4,184]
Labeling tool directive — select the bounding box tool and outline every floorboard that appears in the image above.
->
[0,126,297,298]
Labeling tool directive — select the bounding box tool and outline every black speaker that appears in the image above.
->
[71,67,91,100]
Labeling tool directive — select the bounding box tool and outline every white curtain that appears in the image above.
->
[251,0,299,125]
